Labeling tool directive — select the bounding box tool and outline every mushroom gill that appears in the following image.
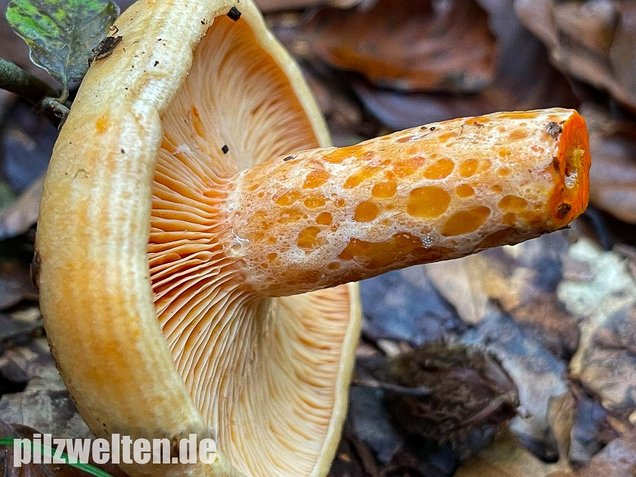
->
[149,14,359,476]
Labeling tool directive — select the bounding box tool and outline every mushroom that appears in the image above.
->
[34,0,590,476]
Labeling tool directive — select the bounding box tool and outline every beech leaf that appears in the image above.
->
[5,0,120,97]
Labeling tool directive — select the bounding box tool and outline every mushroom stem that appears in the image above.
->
[232,108,590,297]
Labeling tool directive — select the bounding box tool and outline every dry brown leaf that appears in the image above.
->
[559,239,636,422]
[581,103,636,223]
[426,255,490,325]
[301,68,368,146]
[360,266,464,345]
[306,0,497,92]
[0,339,89,440]
[463,305,569,457]
[350,0,577,130]
[454,428,568,477]
[429,233,579,359]
[577,428,636,477]
[548,392,576,465]
[515,0,636,113]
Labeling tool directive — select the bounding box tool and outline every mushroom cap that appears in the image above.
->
[36,1,360,476]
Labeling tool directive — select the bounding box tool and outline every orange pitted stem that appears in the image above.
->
[230,108,590,297]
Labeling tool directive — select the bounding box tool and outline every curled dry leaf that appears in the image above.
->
[453,428,565,477]
[456,426,636,477]
[0,338,90,440]
[547,392,576,467]
[582,103,636,223]
[426,255,490,326]
[515,0,636,113]
[306,0,497,92]
[559,239,636,421]
[352,0,577,130]
[428,233,579,359]
[569,387,618,467]
[571,302,636,419]
[577,427,636,477]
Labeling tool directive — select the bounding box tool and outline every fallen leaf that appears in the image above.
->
[426,256,490,325]
[382,437,457,477]
[456,414,635,477]
[0,1,50,83]
[569,387,618,467]
[462,306,569,459]
[515,0,636,113]
[454,428,565,477]
[428,233,579,359]
[577,427,636,477]
[571,303,636,420]
[547,392,576,466]
[306,0,497,93]
[301,67,369,147]
[350,0,577,130]
[360,266,465,345]
[559,239,636,421]
[347,385,402,464]
[6,0,120,95]
[480,234,579,360]
[0,338,89,440]
[328,423,382,477]
[582,103,636,224]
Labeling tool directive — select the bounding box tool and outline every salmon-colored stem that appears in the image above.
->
[231,108,590,297]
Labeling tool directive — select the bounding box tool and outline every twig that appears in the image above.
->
[0,59,57,104]
[0,59,69,127]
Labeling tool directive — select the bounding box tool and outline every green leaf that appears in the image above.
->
[6,0,120,99]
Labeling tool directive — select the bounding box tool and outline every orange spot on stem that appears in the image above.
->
[407,187,451,218]
[354,200,379,222]
[423,158,454,180]
[442,207,491,236]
